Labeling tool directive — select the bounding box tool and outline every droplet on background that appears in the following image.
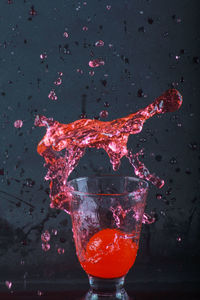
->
[77,69,83,74]
[54,78,62,86]
[57,248,65,255]
[41,230,51,243]
[177,236,182,242]
[5,281,12,289]
[14,120,23,128]
[29,6,37,16]
[142,213,156,224]
[37,290,43,296]
[42,243,50,252]
[89,59,105,68]
[82,26,88,31]
[89,71,95,76]
[95,40,104,47]
[51,229,57,235]
[40,53,47,60]
[48,90,57,101]
[63,32,69,38]
[156,194,162,200]
[99,110,108,118]
[106,5,111,10]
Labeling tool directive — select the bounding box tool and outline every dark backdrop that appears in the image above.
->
[0,0,199,295]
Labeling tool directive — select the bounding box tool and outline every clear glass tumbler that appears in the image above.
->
[68,175,148,299]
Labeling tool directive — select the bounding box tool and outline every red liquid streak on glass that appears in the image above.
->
[35,89,182,211]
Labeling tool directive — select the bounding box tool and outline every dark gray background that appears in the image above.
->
[0,0,199,294]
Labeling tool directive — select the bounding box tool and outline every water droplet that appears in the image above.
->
[175,55,180,60]
[106,5,111,10]
[51,229,57,235]
[63,32,69,38]
[77,68,83,74]
[156,194,162,200]
[137,89,144,97]
[177,236,181,242]
[58,71,63,76]
[14,120,23,128]
[48,90,57,101]
[37,290,43,296]
[57,247,65,255]
[104,101,110,108]
[42,243,50,252]
[41,230,51,243]
[142,213,156,224]
[54,77,62,86]
[89,70,95,76]
[169,157,177,164]
[40,53,47,60]
[99,110,108,118]
[5,281,12,289]
[82,26,88,31]
[29,6,37,16]
[89,59,105,68]
[188,142,197,150]
[95,40,104,47]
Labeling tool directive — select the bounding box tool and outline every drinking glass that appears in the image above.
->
[67,175,148,299]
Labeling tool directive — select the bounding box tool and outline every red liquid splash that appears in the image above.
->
[80,228,138,278]
[35,89,182,211]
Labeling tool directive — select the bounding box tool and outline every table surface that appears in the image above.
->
[1,290,200,300]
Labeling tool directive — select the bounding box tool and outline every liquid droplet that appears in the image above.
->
[177,236,182,242]
[42,243,50,252]
[5,281,12,289]
[82,26,88,31]
[40,53,47,60]
[63,32,69,38]
[41,230,51,243]
[54,78,62,86]
[89,59,105,68]
[156,194,162,200]
[37,290,43,296]
[57,247,65,255]
[99,110,108,118]
[142,213,156,224]
[48,90,57,101]
[14,120,23,128]
[51,229,57,235]
[89,71,95,76]
[95,40,104,47]
[106,5,111,10]
[29,6,37,16]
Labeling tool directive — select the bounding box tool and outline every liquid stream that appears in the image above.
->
[35,89,182,212]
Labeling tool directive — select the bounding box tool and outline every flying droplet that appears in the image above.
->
[99,110,108,118]
[82,26,88,31]
[57,247,65,255]
[48,90,57,101]
[95,40,104,47]
[51,229,57,235]
[89,59,105,68]
[42,243,50,252]
[106,5,111,10]
[63,32,69,38]
[37,290,43,296]
[177,236,181,242]
[89,70,95,76]
[5,281,12,289]
[29,6,37,16]
[54,77,62,86]
[40,53,47,60]
[14,120,23,128]
[156,194,162,200]
[41,230,51,243]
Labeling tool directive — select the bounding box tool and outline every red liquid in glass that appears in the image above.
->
[80,229,138,278]
[35,88,182,211]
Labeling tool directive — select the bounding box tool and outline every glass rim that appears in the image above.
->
[67,175,149,197]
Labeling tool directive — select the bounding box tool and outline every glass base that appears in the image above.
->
[85,275,129,300]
